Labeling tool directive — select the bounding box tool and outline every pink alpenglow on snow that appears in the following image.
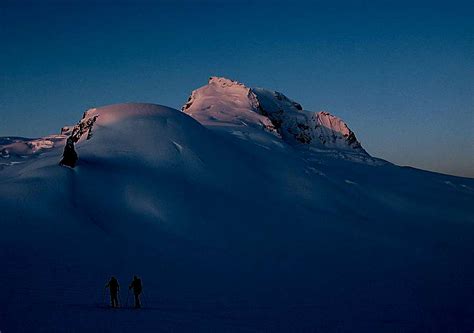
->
[183,77,367,154]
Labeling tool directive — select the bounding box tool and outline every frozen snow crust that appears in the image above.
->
[1,91,474,331]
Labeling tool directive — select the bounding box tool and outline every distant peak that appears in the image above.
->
[182,77,368,155]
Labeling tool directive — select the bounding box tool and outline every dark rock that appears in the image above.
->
[59,137,78,168]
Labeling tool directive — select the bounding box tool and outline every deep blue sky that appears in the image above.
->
[1,0,473,177]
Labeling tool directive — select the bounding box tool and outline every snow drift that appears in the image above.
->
[1,81,474,332]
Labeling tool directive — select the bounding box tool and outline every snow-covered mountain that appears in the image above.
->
[0,135,66,160]
[1,81,474,332]
[183,77,367,153]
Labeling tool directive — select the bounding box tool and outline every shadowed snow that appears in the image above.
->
[1,101,473,332]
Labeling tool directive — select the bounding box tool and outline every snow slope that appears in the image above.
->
[1,97,474,332]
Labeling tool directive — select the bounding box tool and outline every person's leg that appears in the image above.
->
[134,293,141,308]
[110,293,115,307]
[112,293,118,307]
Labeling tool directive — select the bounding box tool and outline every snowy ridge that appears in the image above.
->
[0,108,101,161]
[183,77,367,155]
[0,108,102,164]
[1,77,367,167]
[0,135,66,159]
[0,103,164,164]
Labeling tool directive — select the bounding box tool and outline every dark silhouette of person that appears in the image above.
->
[129,275,143,308]
[105,276,120,308]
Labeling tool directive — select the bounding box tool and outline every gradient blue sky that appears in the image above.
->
[1,0,473,177]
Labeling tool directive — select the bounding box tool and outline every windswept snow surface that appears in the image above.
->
[1,101,474,332]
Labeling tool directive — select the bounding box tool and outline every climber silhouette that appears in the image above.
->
[105,276,120,308]
[129,275,143,308]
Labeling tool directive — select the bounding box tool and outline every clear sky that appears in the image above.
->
[1,0,473,177]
